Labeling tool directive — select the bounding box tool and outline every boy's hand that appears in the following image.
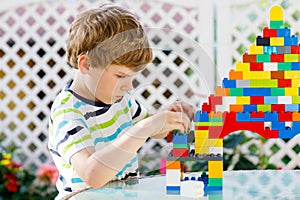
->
[164,101,196,121]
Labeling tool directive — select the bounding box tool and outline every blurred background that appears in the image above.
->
[1,0,300,183]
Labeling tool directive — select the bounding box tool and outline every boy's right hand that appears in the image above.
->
[134,111,191,139]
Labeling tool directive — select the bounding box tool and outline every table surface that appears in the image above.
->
[68,170,300,200]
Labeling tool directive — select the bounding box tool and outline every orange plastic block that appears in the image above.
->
[209,112,223,118]
[166,161,181,169]
[230,105,244,112]
[215,86,229,96]
[229,70,243,80]
[292,112,300,121]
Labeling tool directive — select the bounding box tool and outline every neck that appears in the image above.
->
[70,71,96,101]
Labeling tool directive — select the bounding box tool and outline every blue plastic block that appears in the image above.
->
[271,121,286,131]
[166,186,180,195]
[236,112,250,122]
[200,112,209,122]
[279,129,294,139]
[244,105,257,112]
[205,186,223,193]
[173,134,188,144]
[264,96,278,104]
[285,104,298,112]
[264,46,277,54]
[277,27,290,37]
[291,62,300,70]
[284,35,298,46]
[243,88,271,96]
[264,112,278,121]
[194,110,201,122]
[222,78,236,88]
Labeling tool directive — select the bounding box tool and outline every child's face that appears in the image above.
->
[87,64,138,104]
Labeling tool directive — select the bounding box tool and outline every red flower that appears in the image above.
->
[4,174,18,192]
[36,164,59,184]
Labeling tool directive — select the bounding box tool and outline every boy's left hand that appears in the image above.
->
[164,101,195,121]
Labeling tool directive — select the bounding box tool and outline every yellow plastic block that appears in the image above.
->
[207,139,223,147]
[270,5,284,21]
[236,96,250,104]
[243,71,270,79]
[236,61,250,71]
[285,71,300,79]
[208,161,223,178]
[285,87,299,96]
[270,37,284,46]
[195,146,209,154]
[249,44,263,54]
[292,79,300,87]
[292,96,300,104]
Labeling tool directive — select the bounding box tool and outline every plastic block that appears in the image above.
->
[236,96,250,104]
[264,46,277,54]
[285,104,298,112]
[236,80,250,88]
[244,88,271,96]
[250,62,263,71]
[270,54,284,62]
[277,27,290,37]
[250,44,263,54]
[264,62,278,71]
[258,104,271,112]
[244,104,257,112]
[173,148,188,157]
[278,96,292,104]
[271,88,285,96]
[222,78,236,88]
[285,88,298,96]
[256,54,270,62]
[250,96,264,104]
[166,161,181,169]
[264,96,278,104]
[236,112,250,121]
[180,181,204,198]
[291,62,300,70]
[292,96,300,104]
[278,62,291,70]
[270,6,284,21]
[208,161,223,178]
[243,53,256,62]
[263,27,277,37]
[208,178,223,186]
[293,112,300,121]
[271,104,285,112]
[277,78,291,88]
[229,105,244,112]
[166,170,181,186]
[256,36,270,46]
[229,70,243,80]
[229,88,243,96]
[277,46,291,54]
[215,86,229,96]
[284,35,298,45]
[291,45,300,54]
[284,54,298,62]
[236,61,250,71]
[271,71,284,79]
[173,134,188,144]
[278,112,293,121]
[270,37,284,46]
[270,21,284,29]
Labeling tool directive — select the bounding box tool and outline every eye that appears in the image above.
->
[116,74,126,78]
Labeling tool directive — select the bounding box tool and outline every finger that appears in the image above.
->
[169,102,183,113]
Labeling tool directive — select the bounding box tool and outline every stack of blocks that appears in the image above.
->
[166,5,300,198]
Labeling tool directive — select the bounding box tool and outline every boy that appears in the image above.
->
[48,3,195,198]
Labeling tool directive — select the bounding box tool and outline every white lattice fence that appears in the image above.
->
[217,0,300,169]
[0,0,214,170]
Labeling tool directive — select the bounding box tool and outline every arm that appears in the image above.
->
[71,110,191,188]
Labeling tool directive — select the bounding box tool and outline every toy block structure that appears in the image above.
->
[166,5,300,197]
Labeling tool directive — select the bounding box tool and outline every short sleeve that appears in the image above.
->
[50,118,94,164]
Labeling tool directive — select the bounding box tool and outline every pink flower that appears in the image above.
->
[36,164,59,184]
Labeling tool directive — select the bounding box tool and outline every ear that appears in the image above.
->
[77,54,91,74]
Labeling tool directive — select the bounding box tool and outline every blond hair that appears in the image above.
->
[67,3,153,71]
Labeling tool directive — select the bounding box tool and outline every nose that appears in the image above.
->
[121,77,133,91]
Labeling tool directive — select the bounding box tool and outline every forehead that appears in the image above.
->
[107,64,138,75]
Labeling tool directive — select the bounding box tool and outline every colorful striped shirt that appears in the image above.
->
[48,82,148,197]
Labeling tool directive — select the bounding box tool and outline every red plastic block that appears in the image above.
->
[263,27,277,37]
[250,62,263,71]
[270,54,284,62]
[271,104,285,112]
[202,103,212,112]
[243,53,256,63]
[250,111,265,118]
[278,79,291,87]
[166,133,173,142]
[250,96,264,104]
[291,45,300,54]
[173,148,188,157]
[278,112,293,121]
[195,126,209,130]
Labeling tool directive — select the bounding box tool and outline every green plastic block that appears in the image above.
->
[270,20,284,29]
[209,178,223,186]
[258,104,271,112]
[256,54,270,62]
[250,80,277,88]
[271,88,285,96]
[278,62,291,70]
[284,54,298,62]
[173,144,188,148]
[229,88,243,96]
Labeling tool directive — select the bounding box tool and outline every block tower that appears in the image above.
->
[166,5,300,197]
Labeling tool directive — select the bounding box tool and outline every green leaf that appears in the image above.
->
[223,134,243,148]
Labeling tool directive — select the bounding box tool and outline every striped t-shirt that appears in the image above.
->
[48,81,148,197]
